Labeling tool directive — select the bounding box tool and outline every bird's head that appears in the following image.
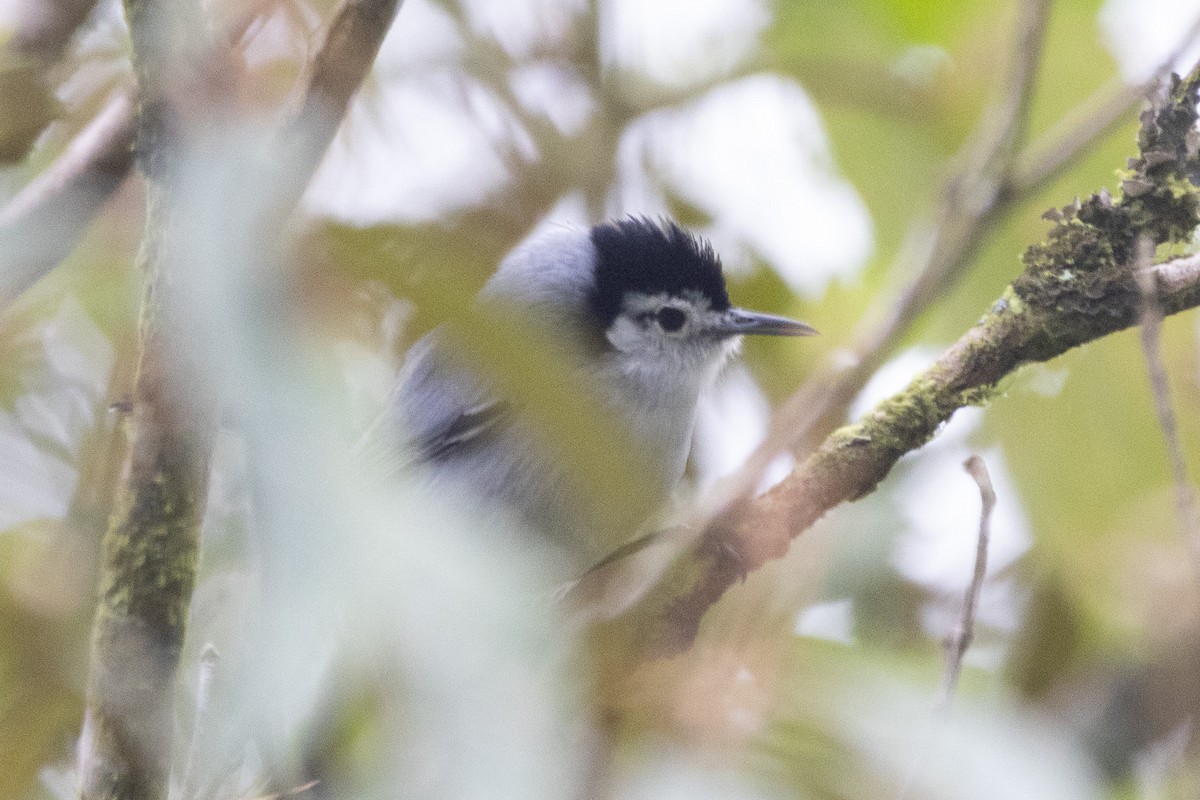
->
[585,217,816,380]
[484,216,816,388]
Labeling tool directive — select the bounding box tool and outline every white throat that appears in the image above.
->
[597,330,740,487]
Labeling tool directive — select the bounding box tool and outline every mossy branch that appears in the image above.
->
[625,65,1200,658]
[75,0,403,798]
[76,0,214,794]
[77,223,218,800]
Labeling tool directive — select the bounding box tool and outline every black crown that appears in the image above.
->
[587,216,731,330]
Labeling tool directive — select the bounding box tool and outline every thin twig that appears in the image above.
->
[688,0,1053,529]
[1136,238,1200,565]
[942,455,995,704]
[897,455,995,800]
[1011,9,1200,194]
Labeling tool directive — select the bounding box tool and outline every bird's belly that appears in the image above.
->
[425,415,683,565]
[425,428,598,556]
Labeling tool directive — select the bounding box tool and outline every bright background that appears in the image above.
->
[4,0,1200,798]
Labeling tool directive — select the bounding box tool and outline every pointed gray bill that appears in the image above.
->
[716,307,819,337]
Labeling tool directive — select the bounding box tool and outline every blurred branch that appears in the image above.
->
[276,0,405,201]
[692,0,1053,528]
[1011,10,1200,194]
[0,88,134,306]
[77,0,215,794]
[76,0,404,796]
[0,2,274,310]
[10,0,99,64]
[624,63,1200,656]
[942,455,995,704]
[1136,237,1200,565]
[1009,79,1150,194]
[0,0,96,163]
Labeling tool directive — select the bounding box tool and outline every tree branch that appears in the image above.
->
[0,0,394,311]
[0,1,274,309]
[76,0,214,796]
[1136,238,1200,565]
[76,1,405,796]
[10,0,100,63]
[275,0,405,201]
[942,455,996,704]
[626,64,1200,657]
[0,87,134,305]
[685,0,1200,557]
[692,0,1054,523]
[634,250,1200,655]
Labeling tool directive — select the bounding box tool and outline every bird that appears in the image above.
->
[391,216,816,568]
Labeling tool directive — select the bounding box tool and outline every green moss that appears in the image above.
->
[1015,64,1200,330]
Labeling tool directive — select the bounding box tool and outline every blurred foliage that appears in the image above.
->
[2,0,1200,798]
[0,61,58,163]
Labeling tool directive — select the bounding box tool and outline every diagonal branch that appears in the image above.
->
[275,0,405,203]
[688,1,1200,545]
[0,87,134,306]
[1011,10,1200,194]
[0,2,262,308]
[633,249,1200,656]
[625,64,1200,657]
[692,0,1054,524]
[0,0,400,311]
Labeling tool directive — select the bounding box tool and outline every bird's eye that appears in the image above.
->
[655,306,687,332]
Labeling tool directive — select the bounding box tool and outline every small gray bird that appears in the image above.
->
[393,217,815,565]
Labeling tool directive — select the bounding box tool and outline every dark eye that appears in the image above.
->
[655,306,687,332]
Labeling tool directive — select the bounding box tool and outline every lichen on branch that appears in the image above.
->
[1013,68,1200,357]
[624,65,1200,660]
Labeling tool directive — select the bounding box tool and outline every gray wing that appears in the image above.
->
[417,398,512,462]
[389,330,587,545]
[393,331,514,464]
